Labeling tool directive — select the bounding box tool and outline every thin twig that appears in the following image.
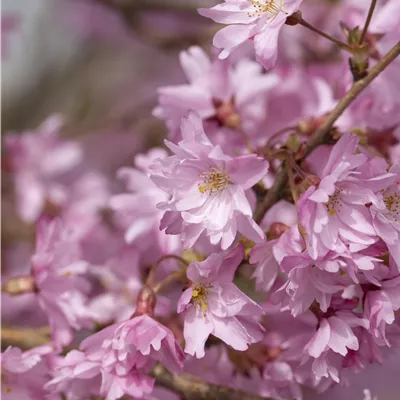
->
[359,0,377,45]
[153,271,186,293]
[299,18,353,52]
[150,364,272,400]
[253,41,400,223]
[263,126,297,153]
[146,255,189,287]
[1,326,51,350]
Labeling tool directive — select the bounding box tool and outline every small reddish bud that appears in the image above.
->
[285,10,302,26]
[305,175,321,186]
[267,222,290,240]
[214,98,241,129]
[133,285,157,318]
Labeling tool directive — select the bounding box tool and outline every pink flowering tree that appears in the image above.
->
[2,1,400,400]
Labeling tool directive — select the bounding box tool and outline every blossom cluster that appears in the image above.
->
[2,1,400,400]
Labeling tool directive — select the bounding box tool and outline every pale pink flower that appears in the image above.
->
[250,240,280,292]
[272,262,348,317]
[198,0,303,70]
[1,346,54,400]
[298,133,396,260]
[32,217,92,348]
[250,200,298,291]
[270,224,383,316]
[4,115,82,222]
[109,148,181,259]
[45,350,102,400]
[54,314,184,400]
[364,275,400,346]
[305,312,369,382]
[177,245,264,358]
[150,112,269,250]
[154,46,279,147]
[368,163,400,267]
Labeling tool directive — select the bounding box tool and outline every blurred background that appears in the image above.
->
[2,0,218,136]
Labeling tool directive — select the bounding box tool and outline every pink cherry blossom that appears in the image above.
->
[1,346,55,400]
[31,217,92,349]
[368,163,400,267]
[305,312,369,383]
[250,200,298,291]
[150,112,269,250]
[153,45,279,148]
[198,0,303,70]
[177,245,264,358]
[298,133,397,260]
[50,314,185,400]
[3,115,82,222]
[364,275,400,346]
[109,148,181,260]
[46,350,102,400]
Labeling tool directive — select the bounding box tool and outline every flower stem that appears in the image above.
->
[299,18,353,53]
[153,271,185,293]
[262,126,298,153]
[359,0,377,45]
[146,254,189,286]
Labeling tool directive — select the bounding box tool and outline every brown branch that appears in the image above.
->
[150,364,272,400]
[253,40,400,223]
[1,326,51,350]
[359,0,377,45]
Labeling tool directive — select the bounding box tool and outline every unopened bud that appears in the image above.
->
[267,222,289,240]
[214,99,241,129]
[285,10,302,26]
[349,56,369,81]
[133,285,157,317]
[305,175,321,186]
[2,276,36,295]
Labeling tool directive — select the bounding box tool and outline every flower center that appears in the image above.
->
[326,189,343,216]
[383,191,400,222]
[247,0,282,18]
[191,283,211,311]
[198,167,230,195]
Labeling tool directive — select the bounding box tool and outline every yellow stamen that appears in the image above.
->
[191,283,212,312]
[247,0,282,18]
[198,167,230,196]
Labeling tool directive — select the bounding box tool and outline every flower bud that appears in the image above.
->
[285,10,302,26]
[133,285,157,317]
[267,222,290,240]
[214,98,241,129]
